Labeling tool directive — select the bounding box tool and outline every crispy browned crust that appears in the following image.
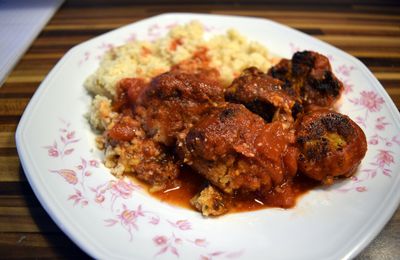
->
[295,109,367,183]
[268,51,344,108]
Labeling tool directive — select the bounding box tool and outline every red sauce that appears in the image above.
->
[115,52,320,214]
[108,116,137,141]
[137,167,319,214]
[169,38,183,51]
[141,46,152,57]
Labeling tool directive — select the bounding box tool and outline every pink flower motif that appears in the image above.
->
[64,148,74,155]
[104,205,152,241]
[169,219,191,230]
[68,189,88,206]
[355,116,366,128]
[165,22,179,29]
[369,135,378,145]
[375,116,390,131]
[147,23,163,41]
[356,186,367,192]
[194,238,208,247]
[358,91,385,112]
[51,169,78,185]
[126,32,137,42]
[110,179,138,199]
[120,208,138,228]
[201,250,244,260]
[98,42,114,51]
[90,178,142,210]
[154,235,168,246]
[176,220,191,230]
[66,131,75,140]
[48,148,59,157]
[153,233,181,257]
[149,216,160,225]
[95,194,105,203]
[376,150,394,168]
[89,160,99,167]
[336,64,354,77]
[78,51,91,65]
[350,175,358,181]
[43,120,79,158]
[342,80,353,94]
[44,141,59,157]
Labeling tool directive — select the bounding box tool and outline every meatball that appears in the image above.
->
[179,103,298,194]
[225,67,303,126]
[135,71,225,146]
[268,51,344,108]
[295,109,367,183]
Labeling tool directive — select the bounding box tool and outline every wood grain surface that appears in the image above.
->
[1,1,399,259]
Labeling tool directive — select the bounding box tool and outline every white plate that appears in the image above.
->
[16,13,400,260]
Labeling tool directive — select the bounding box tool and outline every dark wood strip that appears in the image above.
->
[0,196,40,208]
[0,212,61,233]
[0,83,38,93]
[0,233,88,259]
[378,79,400,88]
[39,29,109,38]
[0,148,18,157]
[0,182,32,197]
[0,133,15,148]
[0,157,23,182]
[0,116,21,124]
[0,99,29,116]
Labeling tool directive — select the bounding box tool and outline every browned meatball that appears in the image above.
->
[179,103,298,194]
[225,67,303,126]
[135,71,225,146]
[295,109,367,183]
[268,51,344,108]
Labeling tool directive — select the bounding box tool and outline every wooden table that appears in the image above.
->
[1,2,399,259]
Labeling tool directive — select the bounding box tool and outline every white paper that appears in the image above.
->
[0,0,64,86]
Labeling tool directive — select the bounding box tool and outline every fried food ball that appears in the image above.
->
[295,109,367,183]
[268,51,344,108]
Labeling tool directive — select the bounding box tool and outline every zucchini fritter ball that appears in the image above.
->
[295,109,367,184]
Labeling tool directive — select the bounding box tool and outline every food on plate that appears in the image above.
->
[178,103,297,195]
[191,185,228,216]
[225,67,303,127]
[86,22,367,216]
[105,115,179,191]
[85,21,271,98]
[295,109,367,184]
[135,71,225,146]
[268,50,343,108]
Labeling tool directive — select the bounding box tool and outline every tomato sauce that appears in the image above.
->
[131,166,319,214]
